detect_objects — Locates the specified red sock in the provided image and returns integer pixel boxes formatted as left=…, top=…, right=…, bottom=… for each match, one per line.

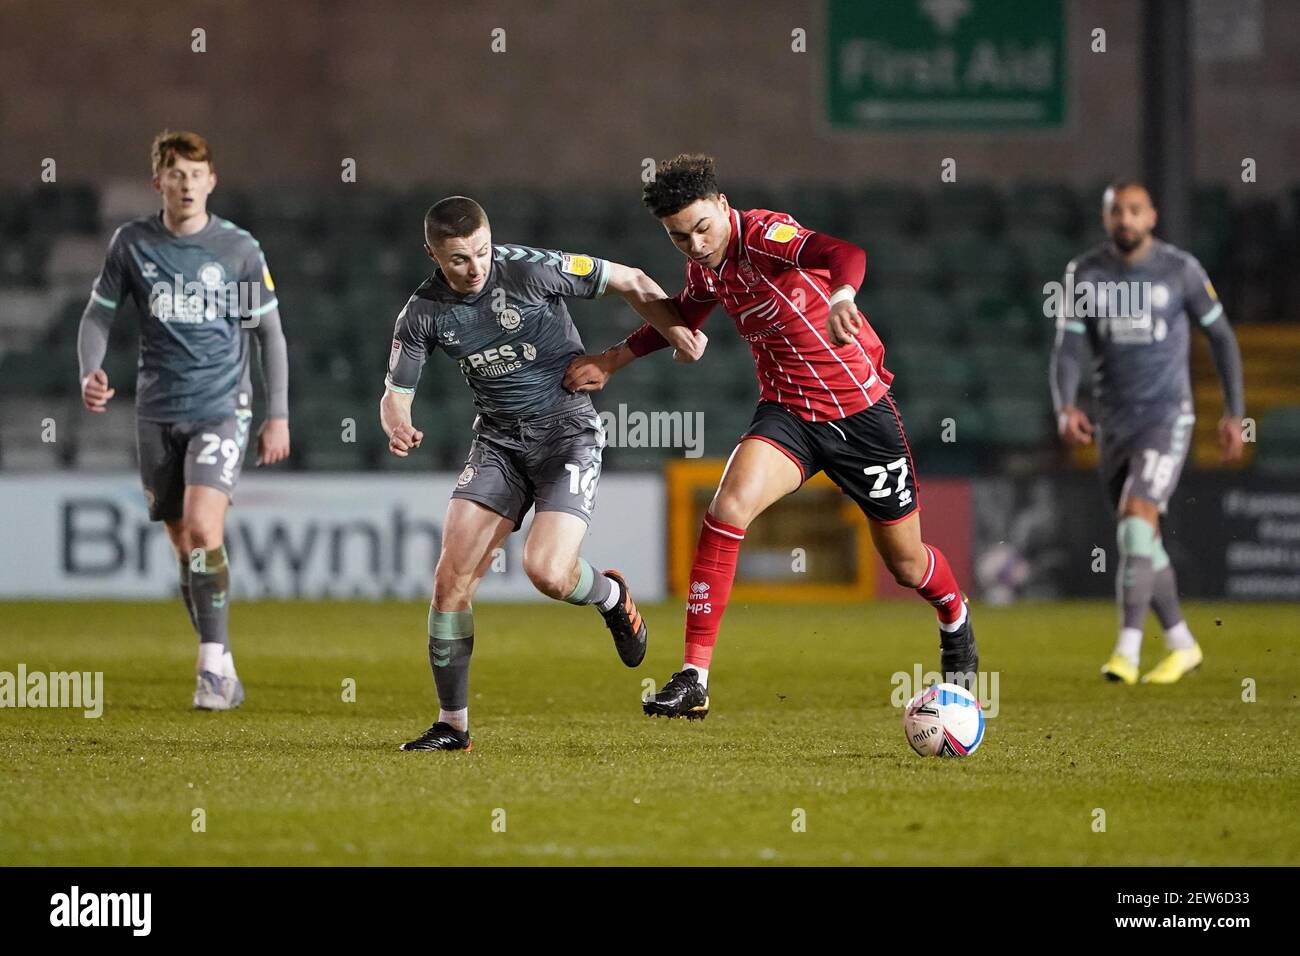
left=683, top=515, right=745, bottom=670
left=916, top=544, right=964, bottom=625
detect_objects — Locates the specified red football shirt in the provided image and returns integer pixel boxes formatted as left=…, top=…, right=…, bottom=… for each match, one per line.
left=628, top=207, right=892, bottom=422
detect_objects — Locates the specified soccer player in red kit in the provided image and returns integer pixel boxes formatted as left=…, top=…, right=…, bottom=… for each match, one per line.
left=565, top=154, right=978, bottom=718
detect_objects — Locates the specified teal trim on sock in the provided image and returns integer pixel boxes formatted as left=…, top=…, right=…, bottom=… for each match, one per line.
left=563, top=558, right=595, bottom=605
left=206, top=545, right=228, bottom=571
left=1152, top=537, right=1170, bottom=572
left=429, top=607, right=474, bottom=639
left=1117, top=516, right=1157, bottom=557
left=190, top=544, right=228, bottom=573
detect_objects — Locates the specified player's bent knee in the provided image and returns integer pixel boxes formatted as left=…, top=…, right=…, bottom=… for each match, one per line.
left=1120, top=497, right=1160, bottom=523
left=432, top=574, right=474, bottom=610
left=521, top=557, right=571, bottom=600
left=183, top=523, right=223, bottom=554
left=1117, top=514, right=1158, bottom=557
left=163, top=522, right=188, bottom=558
left=708, top=490, right=756, bottom=530
left=432, top=559, right=478, bottom=609
left=884, top=551, right=927, bottom=588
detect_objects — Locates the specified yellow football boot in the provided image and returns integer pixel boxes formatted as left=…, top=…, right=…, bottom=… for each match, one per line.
left=1101, top=654, right=1139, bottom=685
left=1141, top=643, right=1203, bottom=684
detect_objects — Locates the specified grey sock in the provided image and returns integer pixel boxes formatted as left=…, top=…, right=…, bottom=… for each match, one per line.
left=178, top=558, right=199, bottom=634
left=563, top=558, right=615, bottom=608
left=1149, top=540, right=1185, bottom=630
left=429, top=608, right=474, bottom=711
left=189, top=546, right=231, bottom=651
left=1117, top=517, right=1157, bottom=631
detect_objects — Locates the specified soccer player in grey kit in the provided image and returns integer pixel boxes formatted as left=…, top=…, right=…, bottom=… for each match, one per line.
left=1050, top=182, right=1245, bottom=685
left=381, top=196, right=703, bottom=751
left=78, top=130, right=290, bottom=710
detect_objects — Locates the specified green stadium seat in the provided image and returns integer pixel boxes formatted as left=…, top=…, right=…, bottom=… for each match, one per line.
left=0, top=241, right=24, bottom=284
left=862, top=235, right=940, bottom=288
left=10, top=177, right=1280, bottom=479
left=0, top=350, right=66, bottom=395
left=862, top=288, right=953, bottom=343
left=296, top=395, right=380, bottom=470
left=953, top=292, right=1039, bottom=348
left=949, top=287, right=1007, bottom=324
left=731, top=184, right=779, bottom=215
left=1, top=235, right=52, bottom=286
left=1255, top=406, right=1300, bottom=476
left=925, top=185, right=1005, bottom=235
left=845, top=186, right=925, bottom=237
left=886, top=342, right=975, bottom=398
left=1013, top=182, right=1082, bottom=236
left=210, top=189, right=256, bottom=231
left=479, top=186, right=546, bottom=235
left=785, top=184, right=849, bottom=235
left=318, top=188, right=398, bottom=238
left=29, top=183, right=99, bottom=235
left=982, top=396, right=1053, bottom=447
left=0, top=399, right=77, bottom=470
left=0, top=188, right=32, bottom=239
left=998, top=353, right=1051, bottom=402
left=933, top=229, right=1020, bottom=280
left=891, top=394, right=981, bottom=447
left=247, top=189, right=324, bottom=235
left=699, top=403, right=755, bottom=458
left=1191, top=185, right=1230, bottom=274
left=967, top=343, right=1024, bottom=379
left=531, top=192, right=618, bottom=249
left=1010, top=227, right=1080, bottom=283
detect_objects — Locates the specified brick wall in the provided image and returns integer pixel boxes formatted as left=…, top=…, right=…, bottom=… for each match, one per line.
left=1, top=0, right=1295, bottom=194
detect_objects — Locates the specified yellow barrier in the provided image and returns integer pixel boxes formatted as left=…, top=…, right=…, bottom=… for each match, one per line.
left=664, top=458, right=876, bottom=602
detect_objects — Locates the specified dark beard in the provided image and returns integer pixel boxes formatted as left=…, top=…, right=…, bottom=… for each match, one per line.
left=1111, top=231, right=1142, bottom=253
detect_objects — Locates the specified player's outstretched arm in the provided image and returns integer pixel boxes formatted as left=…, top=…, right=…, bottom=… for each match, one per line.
left=251, top=307, right=290, bottom=465
left=564, top=265, right=716, bottom=393
left=380, top=388, right=423, bottom=457
left=601, top=262, right=706, bottom=361
left=563, top=340, right=640, bottom=393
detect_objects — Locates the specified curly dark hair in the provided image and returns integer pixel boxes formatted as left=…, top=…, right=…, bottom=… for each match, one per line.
left=642, top=153, right=720, bottom=218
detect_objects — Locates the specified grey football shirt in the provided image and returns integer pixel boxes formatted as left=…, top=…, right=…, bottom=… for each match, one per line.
left=385, top=244, right=609, bottom=420
left=82, top=213, right=280, bottom=422
left=1053, top=239, right=1227, bottom=445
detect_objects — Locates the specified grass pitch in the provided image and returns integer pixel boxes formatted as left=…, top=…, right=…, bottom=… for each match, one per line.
left=1, top=599, right=1296, bottom=866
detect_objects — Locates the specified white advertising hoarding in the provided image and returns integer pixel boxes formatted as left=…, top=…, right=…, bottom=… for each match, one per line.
left=0, top=473, right=665, bottom=601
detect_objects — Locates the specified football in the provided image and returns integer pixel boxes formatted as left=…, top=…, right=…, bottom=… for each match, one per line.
left=903, top=682, right=985, bottom=758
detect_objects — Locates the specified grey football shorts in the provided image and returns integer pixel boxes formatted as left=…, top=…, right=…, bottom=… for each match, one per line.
left=1100, top=410, right=1195, bottom=514
left=451, top=407, right=605, bottom=530
left=136, top=410, right=253, bottom=522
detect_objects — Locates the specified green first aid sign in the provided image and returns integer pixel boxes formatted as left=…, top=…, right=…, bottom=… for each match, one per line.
left=827, top=0, right=1066, bottom=129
